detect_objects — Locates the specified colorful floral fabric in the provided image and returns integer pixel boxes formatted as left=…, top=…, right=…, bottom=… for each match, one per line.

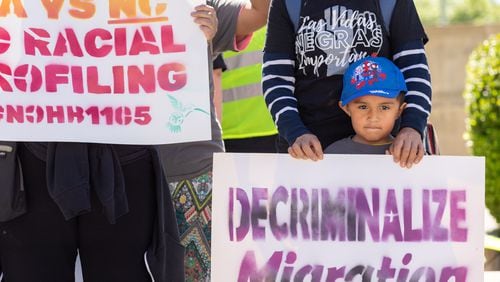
left=168, top=172, right=212, bottom=282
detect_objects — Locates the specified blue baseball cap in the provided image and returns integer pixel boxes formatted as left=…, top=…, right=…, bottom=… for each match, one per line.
left=340, top=56, right=407, bottom=106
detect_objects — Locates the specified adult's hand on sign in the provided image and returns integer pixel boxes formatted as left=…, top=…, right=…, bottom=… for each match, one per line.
left=288, top=133, right=324, bottom=161
left=388, top=127, right=424, bottom=169
left=191, top=4, right=218, bottom=41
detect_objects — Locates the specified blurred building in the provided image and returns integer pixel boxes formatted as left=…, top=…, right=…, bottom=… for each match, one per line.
left=425, top=23, right=500, bottom=155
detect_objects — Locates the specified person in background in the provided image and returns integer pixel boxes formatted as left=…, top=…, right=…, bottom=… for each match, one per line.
left=212, top=54, right=227, bottom=121
left=221, top=27, right=284, bottom=153
left=158, top=0, right=271, bottom=280
left=263, top=0, right=432, bottom=168
left=324, top=56, right=408, bottom=156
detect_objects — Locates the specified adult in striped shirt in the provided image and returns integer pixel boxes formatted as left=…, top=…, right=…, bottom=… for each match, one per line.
left=263, top=0, right=431, bottom=168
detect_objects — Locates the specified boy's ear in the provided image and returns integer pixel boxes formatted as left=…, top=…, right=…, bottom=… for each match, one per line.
left=398, top=102, right=407, bottom=117
left=339, top=101, right=350, bottom=116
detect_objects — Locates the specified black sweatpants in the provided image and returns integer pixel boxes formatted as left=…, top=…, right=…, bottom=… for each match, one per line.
left=0, top=145, right=156, bottom=282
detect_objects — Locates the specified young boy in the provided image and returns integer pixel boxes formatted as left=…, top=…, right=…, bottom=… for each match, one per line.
left=325, top=57, right=407, bottom=155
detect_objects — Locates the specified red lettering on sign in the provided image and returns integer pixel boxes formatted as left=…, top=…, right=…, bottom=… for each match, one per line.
left=0, top=27, right=11, bottom=54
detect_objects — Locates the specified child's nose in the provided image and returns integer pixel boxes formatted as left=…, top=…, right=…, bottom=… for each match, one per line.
left=367, top=109, right=378, bottom=120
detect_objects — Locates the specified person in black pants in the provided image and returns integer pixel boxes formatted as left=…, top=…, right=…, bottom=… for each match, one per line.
left=0, top=144, right=156, bottom=281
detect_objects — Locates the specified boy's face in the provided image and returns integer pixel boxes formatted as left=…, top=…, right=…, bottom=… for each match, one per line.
left=340, top=95, right=405, bottom=145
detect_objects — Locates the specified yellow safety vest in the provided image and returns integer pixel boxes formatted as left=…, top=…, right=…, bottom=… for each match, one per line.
left=222, top=28, right=277, bottom=140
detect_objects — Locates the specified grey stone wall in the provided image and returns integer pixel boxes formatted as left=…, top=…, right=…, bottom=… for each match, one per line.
left=425, top=24, right=500, bottom=155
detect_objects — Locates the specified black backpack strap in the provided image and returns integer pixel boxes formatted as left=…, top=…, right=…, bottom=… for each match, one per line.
left=378, top=0, right=396, bottom=35
left=284, top=0, right=302, bottom=32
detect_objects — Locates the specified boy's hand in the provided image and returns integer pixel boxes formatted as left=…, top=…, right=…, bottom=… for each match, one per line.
left=288, top=134, right=324, bottom=161
left=388, top=127, right=424, bottom=168
left=191, top=4, right=218, bottom=41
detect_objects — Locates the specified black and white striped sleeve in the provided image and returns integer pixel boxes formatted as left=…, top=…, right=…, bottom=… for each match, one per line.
left=392, top=40, right=432, bottom=136
left=262, top=52, right=309, bottom=144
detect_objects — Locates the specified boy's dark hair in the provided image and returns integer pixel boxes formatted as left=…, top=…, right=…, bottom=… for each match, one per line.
left=396, top=92, right=405, bottom=104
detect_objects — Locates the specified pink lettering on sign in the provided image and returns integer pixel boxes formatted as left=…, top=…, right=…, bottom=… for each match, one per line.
left=0, top=104, right=151, bottom=126
left=228, top=187, right=468, bottom=243
left=237, top=250, right=467, bottom=282
left=23, top=25, right=185, bottom=57
left=0, top=27, right=11, bottom=54
left=0, top=63, right=187, bottom=94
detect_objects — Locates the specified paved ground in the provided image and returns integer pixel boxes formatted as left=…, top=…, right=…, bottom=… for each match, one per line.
left=485, top=271, right=500, bottom=281
left=486, top=209, right=499, bottom=233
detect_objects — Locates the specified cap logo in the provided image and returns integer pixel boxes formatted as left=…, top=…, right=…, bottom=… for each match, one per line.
left=350, top=60, right=387, bottom=90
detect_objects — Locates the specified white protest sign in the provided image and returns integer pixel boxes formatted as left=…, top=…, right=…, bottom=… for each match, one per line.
left=212, top=154, right=485, bottom=282
left=0, top=0, right=210, bottom=144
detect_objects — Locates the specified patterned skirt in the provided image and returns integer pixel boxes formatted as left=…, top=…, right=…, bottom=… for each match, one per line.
left=168, top=171, right=212, bottom=282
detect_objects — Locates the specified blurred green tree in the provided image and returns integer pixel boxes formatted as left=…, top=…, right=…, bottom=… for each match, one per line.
left=414, top=0, right=500, bottom=26
left=414, top=0, right=440, bottom=26
left=464, top=34, right=500, bottom=223
left=449, top=0, right=500, bottom=24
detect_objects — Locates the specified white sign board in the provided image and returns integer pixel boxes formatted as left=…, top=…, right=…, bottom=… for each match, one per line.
left=212, top=154, right=485, bottom=282
left=0, top=0, right=210, bottom=144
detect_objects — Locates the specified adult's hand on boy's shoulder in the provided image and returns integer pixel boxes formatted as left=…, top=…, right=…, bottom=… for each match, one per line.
left=389, top=127, right=424, bottom=168
left=288, top=134, right=324, bottom=161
